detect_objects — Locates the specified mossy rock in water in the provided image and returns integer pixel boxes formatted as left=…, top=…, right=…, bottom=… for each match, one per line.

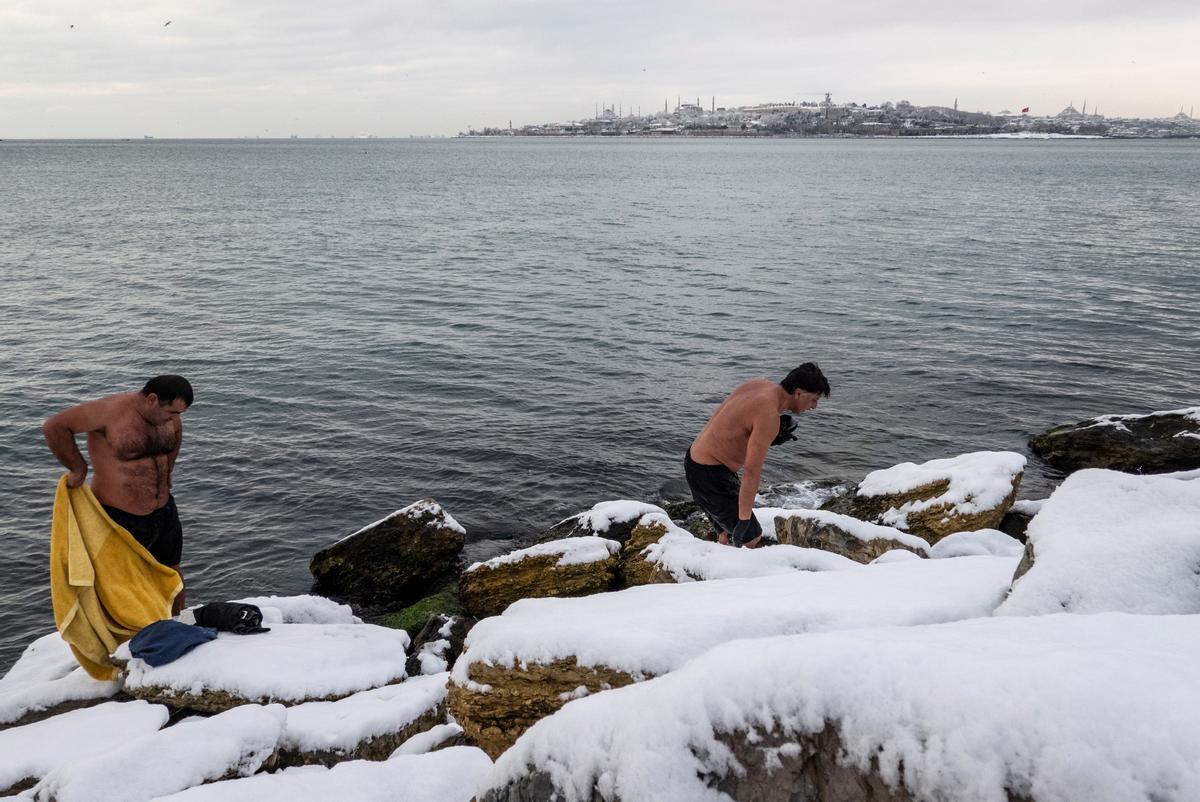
left=310, top=499, right=464, bottom=607
left=375, top=581, right=465, bottom=636
left=1030, top=408, right=1200, bottom=474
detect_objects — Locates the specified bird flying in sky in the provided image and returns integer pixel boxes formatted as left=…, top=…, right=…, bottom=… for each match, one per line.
left=164, top=20, right=172, bottom=27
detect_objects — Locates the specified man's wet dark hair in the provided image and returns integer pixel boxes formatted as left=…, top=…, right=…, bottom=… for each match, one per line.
left=780, top=363, right=831, bottom=397
left=141, top=375, right=194, bottom=407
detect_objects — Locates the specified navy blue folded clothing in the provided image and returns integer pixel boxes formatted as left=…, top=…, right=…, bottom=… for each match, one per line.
left=193, top=602, right=270, bottom=635
left=129, top=620, right=218, bottom=667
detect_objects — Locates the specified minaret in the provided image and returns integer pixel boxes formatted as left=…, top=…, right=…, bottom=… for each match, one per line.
left=711, top=96, right=715, bottom=113
left=1082, top=99, right=1087, bottom=115
left=954, top=97, right=958, bottom=111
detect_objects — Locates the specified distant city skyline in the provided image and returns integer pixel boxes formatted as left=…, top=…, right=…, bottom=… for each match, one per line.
left=1, top=0, right=1197, bottom=138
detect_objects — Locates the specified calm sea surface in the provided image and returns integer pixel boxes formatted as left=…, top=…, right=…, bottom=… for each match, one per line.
left=2, top=137, right=1198, bottom=670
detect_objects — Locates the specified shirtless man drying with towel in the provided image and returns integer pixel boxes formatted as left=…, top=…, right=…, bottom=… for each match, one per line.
left=43, top=375, right=194, bottom=614
left=686, top=363, right=830, bottom=548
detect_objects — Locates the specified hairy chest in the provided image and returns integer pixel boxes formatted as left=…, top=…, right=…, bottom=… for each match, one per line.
left=103, top=418, right=180, bottom=462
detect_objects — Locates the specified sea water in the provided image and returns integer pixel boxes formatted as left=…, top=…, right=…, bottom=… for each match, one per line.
left=1, top=137, right=1197, bottom=669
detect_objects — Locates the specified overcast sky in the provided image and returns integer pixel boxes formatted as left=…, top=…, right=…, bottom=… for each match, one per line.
left=2, top=0, right=1197, bottom=137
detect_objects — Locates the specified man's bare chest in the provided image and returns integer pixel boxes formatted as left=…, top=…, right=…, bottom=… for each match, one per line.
left=103, top=418, right=179, bottom=462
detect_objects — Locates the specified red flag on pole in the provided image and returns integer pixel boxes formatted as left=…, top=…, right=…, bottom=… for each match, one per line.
left=1021, top=107, right=1030, bottom=113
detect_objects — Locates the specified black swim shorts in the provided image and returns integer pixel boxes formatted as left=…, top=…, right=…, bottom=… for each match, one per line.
left=683, top=448, right=762, bottom=543
left=102, top=495, right=184, bottom=567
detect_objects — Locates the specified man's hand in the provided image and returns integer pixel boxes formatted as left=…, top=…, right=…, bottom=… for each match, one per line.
left=66, top=466, right=88, bottom=488
left=771, top=414, right=798, bottom=446
left=731, top=517, right=762, bottom=547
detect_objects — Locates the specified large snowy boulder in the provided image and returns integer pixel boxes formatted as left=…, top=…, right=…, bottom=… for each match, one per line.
left=310, top=499, right=465, bottom=606
left=849, top=451, right=1025, bottom=543
left=477, top=614, right=1200, bottom=802
left=459, top=537, right=621, bottom=618
left=541, top=500, right=667, bottom=546
left=276, top=673, right=449, bottom=768
left=0, top=701, right=167, bottom=796
left=0, top=632, right=121, bottom=729
left=448, top=555, right=1017, bottom=757
left=121, top=624, right=410, bottom=713
left=1030, top=406, right=1200, bottom=473
left=32, top=703, right=285, bottom=802
left=152, top=746, right=493, bottom=802
left=774, top=509, right=931, bottom=563
left=622, top=513, right=857, bottom=586
left=997, top=469, right=1200, bottom=616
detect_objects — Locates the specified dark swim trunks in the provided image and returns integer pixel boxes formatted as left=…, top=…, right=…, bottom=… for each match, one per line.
left=683, top=448, right=763, bottom=544
left=101, top=495, right=183, bottom=567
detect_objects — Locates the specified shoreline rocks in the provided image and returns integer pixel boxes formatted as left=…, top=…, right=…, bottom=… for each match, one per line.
left=850, top=451, right=1024, bottom=543
left=1030, top=407, right=1200, bottom=474
left=459, top=537, right=620, bottom=618
left=310, top=499, right=465, bottom=607
left=775, top=510, right=931, bottom=563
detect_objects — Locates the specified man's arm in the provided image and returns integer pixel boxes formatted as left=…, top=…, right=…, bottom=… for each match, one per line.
left=737, top=409, right=777, bottom=520
left=42, top=398, right=110, bottom=488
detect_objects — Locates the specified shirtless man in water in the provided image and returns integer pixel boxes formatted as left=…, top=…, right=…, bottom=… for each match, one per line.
left=43, top=375, right=194, bottom=614
left=686, top=363, right=830, bottom=548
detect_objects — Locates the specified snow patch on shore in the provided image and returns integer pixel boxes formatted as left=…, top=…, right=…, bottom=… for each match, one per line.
left=452, top=555, right=1016, bottom=682
left=0, top=633, right=120, bottom=726
left=120, top=624, right=410, bottom=703
left=997, top=469, right=1200, bottom=616
left=281, top=673, right=448, bottom=755
left=154, top=747, right=492, bottom=802
left=856, top=451, right=1025, bottom=529
left=483, top=614, right=1200, bottom=802
left=467, top=536, right=620, bottom=573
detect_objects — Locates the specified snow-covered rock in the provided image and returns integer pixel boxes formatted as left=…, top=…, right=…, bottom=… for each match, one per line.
left=870, top=549, right=923, bottom=565
left=0, top=701, right=167, bottom=796
left=32, top=703, right=285, bottom=802
left=121, top=624, right=410, bottom=712
left=460, top=537, right=621, bottom=618
left=309, top=499, right=465, bottom=606
left=0, top=633, right=121, bottom=729
left=997, top=469, right=1200, bottom=616
left=478, top=614, right=1200, bottom=802
left=773, top=509, right=931, bottom=562
left=391, top=723, right=465, bottom=756
left=850, top=451, right=1025, bottom=542
left=929, top=529, right=1024, bottom=559
left=232, top=595, right=362, bottom=625
left=152, top=747, right=492, bottom=802
left=622, top=514, right=857, bottom=586
left=1030, top=406, right=1200, bottom=473
left=542, top=500, right=667, bottom=545
left=448, top=554, right=1017, bottom=757
left=277, top=673, right=449, bottom=767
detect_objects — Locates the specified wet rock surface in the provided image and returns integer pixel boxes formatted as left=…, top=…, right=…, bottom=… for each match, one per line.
left=1030, top=408, right=1200, bottom=474
left=617, top=520, right=678, bottom=587
left=310, top=499, right=464, bottom=606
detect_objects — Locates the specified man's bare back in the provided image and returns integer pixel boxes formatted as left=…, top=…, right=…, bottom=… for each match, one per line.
left=690, top=380, right=795, bottom=472
left=686, top=364, right=830, bottom=547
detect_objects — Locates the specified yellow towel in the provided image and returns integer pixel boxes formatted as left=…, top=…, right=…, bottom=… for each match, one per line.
left=49, top=476, right=183, bottom=680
